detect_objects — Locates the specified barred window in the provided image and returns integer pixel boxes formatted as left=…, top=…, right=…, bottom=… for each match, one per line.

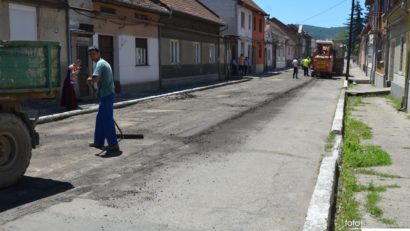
left=399, top=36, right=404, bottom=72
left=209, top=44, right=216, bottom=64
left=135, top=38, right=147, bottom=66
left=194, top=42, right=201, bottom=64
left=170, top=40, right=180, bottom=64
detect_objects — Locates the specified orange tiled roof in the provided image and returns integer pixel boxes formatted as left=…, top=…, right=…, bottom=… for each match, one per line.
left=240, top=0, right=268, bottom=15
left=160, top=0, right=225, bottom=25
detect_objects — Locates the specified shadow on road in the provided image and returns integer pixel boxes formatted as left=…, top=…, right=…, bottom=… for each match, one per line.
left=95, top=150, right=123, bottom=158
left=0, top=176, right=73, bottom=212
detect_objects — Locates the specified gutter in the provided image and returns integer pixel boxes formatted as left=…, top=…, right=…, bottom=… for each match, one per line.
left=68, top=6, right=164, bottom=27
left=92, top=0, right=169, bottom=15
left=66, top=5, right=71, bottom=64
left=163, top=24, right=221, bottom=38
left=158, top=24, right=162, bottom=89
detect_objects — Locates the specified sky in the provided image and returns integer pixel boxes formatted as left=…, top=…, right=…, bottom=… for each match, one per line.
left=253, top=0, right=366, bottom=28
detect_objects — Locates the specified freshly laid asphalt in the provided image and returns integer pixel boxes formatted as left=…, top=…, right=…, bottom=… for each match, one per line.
left=10, top=65, right=410, bottom=230
left=2, top=69, right=343, bottom=230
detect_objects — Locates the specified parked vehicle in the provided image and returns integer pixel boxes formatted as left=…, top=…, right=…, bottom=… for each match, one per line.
left=311, top=40, right=345, bottom=78
left=0, top=41, right=60, bottom=188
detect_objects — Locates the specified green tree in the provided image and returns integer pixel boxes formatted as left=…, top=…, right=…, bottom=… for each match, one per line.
left=352, top=1, right=365, bottom=43
left=344, top=0, right=367, bottom=51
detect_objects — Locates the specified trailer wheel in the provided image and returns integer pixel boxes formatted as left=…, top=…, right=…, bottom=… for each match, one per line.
left=0, top=113, right=32, bottom=188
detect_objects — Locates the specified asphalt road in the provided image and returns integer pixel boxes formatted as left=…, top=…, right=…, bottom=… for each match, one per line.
left=0, top=71, right=343, bottom=231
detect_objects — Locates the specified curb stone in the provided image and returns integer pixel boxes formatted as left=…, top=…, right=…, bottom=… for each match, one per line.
left=331, top=91, right=346, bottom=134
left=303, top=81, right=346, bottom=231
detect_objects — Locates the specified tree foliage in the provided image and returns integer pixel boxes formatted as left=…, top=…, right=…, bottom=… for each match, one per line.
left=352, top=2, right=365, bottom=42
left=344, top=0, right=368, bottom=53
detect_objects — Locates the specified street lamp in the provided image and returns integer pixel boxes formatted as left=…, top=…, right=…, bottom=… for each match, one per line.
left=346, top=0, right=355, bottom=81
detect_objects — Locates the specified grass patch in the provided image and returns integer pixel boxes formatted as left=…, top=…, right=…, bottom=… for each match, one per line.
left=335, top=96, right=394, bottom=230
left=344, top=145, right=391, bottom=168
left=345, top=118, right=372, bottom=140
left=335, top=167, right=362, bottom=231
left=325, top=132, right=336, bottom=152
left=355, top=168, right=402, bottom=179
left=381, top=218, right=398, bottom=226
left=365, top=191, right=382, bottom=216
left=358, top=182, right=401, bottom=192
left=364, top=186, right=399, bottom=226
left=346, top=97, right=365, bottom=113
left=384, top=95, right=401, bottom=110
left=348, top=82, right=354, bottom=89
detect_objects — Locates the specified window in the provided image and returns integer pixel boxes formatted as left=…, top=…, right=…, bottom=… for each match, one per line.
left=389, top=40, right=395, bottom=80
left=9, top=3, right=37, bottom=40
left=399, top=36, right=405, bottom=72
left=240, top=42, right=245, bottom=56
left=209, top=44, right=216, bottom=64
left=259, top=44, right=262, bottom=58
left=135, top=38, right=147, bottom=66
left=376, top=40, right=385, bottom=71
left=259, top=19, right=263, bottom=32
left=170, top=40, right=180, bottom=64
left=248, top=15, right=251, bottom=30
left=253, top=16, right=256, bottom=31
left=193, top=42, right=201, bottom=64
left=241, top=12, right=245, bottom=28
left=248, top=45, right=252, bottom=59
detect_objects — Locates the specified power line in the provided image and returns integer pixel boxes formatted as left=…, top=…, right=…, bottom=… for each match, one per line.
left=296, top=0, right=348, bottom=24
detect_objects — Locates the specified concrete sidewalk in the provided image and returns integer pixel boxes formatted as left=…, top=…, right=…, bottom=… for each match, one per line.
left=348, top=63, right=371, bottom=84
left=346, top=63, right=391, bottom=96
left=348, top=65, right=410, bottom=229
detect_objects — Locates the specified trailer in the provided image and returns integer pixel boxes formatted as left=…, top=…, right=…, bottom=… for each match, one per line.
left=0, top=41, right=60, bottom=188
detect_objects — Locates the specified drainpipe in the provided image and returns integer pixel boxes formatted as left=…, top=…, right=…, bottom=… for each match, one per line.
left=66, top=2, right=71, bottom=64
left=220, top=25, right=229, bottom=80
left=401, top=8, right=410, bottom=111
left=158, top=23, right=162, bottom=90
left=384, top=26, right=390, bottom=87
left=64, top=1, right=72, bottom=101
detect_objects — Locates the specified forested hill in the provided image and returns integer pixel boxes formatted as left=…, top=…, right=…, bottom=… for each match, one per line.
left=303, top=25, right=347, bottom=41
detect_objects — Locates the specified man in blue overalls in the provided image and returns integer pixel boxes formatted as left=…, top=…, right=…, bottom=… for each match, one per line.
left=87, top=46, right=119, bottom=152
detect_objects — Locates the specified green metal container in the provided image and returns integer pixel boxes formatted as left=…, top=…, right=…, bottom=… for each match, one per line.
left=0, top=41, right=61, bottom=101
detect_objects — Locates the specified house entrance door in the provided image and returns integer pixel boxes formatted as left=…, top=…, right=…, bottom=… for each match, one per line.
left=77, top=45, right=91, bottom=97
left=98, top=35, right=117, bottom=92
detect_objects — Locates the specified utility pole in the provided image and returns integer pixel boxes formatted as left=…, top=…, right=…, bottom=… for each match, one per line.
left=346, top=0, right=355, bottom=81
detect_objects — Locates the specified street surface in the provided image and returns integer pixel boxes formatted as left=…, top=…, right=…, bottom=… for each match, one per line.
left=0, top=71, right=343, bottom=230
